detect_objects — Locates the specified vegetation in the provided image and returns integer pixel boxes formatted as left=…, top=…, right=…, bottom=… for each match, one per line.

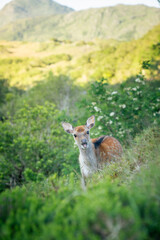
left=0, top=102, right=79, bottom=192
left=0, top=126, right=160, bottom=240
left=0, top=70, right=159, bottom=193
left=0, top=24, right=159, bottom=87
left=81, top=75, right=160, bottom=143
left=0, top=5, right=159, bottom=41
left=0, top=6, right=160, bottom=238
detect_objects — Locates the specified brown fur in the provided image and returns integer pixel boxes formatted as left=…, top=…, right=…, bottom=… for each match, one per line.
left=92, top=136, right=122, bottom=167
left=75, top=126, right=86, bottom=133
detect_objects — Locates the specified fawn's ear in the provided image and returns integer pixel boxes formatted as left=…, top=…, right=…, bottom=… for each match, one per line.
left=86, top=115, right=95, bottom=129
left=62, top=122, right=74, bottom=134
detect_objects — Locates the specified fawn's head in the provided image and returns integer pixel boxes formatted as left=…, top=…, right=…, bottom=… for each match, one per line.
left=62, top=116, right=95, bottom=150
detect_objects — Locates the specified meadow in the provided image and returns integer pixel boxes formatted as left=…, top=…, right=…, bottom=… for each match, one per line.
left=0, top=23, right=160, bottom=240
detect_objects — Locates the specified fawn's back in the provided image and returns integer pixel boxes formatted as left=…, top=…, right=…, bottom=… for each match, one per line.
left=91, top=135, right=122, bottom=168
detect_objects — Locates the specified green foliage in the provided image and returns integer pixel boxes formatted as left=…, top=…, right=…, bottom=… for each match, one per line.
left=0, top=127, right=160, bottom=240
left=81, top=75, right=160, bottom=143
left=0, top=54, right=73, bottom=88
left=73, top=25, right=160, bottom=83
left=0, top=56, right=40, bottom=87
left=0, top=79, right=9, bottom=106
left=42, top=54, right=72, bottom=65
left=0, top=103, right=79, bottom=192
left=0, top=24, right=159, bottom=88
left=3, top=73, right=82, bottom=117
left=0, top=78, right=24, bottom=120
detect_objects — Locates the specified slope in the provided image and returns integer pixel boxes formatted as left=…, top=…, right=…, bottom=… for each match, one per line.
left=0, top=0, right=74, bottom=27
left=0, top=24, right=159, bottom=88
left=0, top=5, right=159, bottom=42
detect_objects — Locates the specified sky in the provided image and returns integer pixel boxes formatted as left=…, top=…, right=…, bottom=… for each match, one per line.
left=0, top=0, right=160, bottom=10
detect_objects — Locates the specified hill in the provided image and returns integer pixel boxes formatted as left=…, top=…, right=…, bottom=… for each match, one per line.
left=0, top=24, right=159, bottom=88
left=0, top=5, right=159, bottom=42
left=0, top=0, right=74, bottom=27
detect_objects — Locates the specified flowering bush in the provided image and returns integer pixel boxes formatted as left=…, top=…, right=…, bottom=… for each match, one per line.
left=84, top=75, right=160, bottom=142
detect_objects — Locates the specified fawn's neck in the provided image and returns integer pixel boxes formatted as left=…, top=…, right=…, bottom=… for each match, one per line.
left=79, top=141, right=98, bottom=177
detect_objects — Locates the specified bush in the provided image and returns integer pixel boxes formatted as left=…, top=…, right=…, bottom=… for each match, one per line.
left=42, top=54, right=72, bottom=65
left=80, top=75, right=160, bottom=143
left=0, top=103, right=79, bottom=192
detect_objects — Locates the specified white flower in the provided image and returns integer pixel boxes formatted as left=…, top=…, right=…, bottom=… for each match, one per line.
left=92, top=102, right=96, bottom=105
left=110, top=112, right=115, bottom=116
left=115, top=117, right=119, bottom=120
left=119, top=104, right=126, bottom=109
left=109, top=120, right=113, bottom=124
left=97, top=116, right=103, bottom=121
left=132, top=88, right=137, bottom=91
left=111, top=91, right=117, bottom=95
left=98, top=126, right=102, bottom=130
left=94, top=106, right=100, bottom=112
left=135, top=78, right=141, bottom=83
left=107, top=97, right=113, bottom=101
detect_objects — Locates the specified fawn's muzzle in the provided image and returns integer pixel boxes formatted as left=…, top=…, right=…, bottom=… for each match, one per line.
left=81, top=139, right=88, bottom=149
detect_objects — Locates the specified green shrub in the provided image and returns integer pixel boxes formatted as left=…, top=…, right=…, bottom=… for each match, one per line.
left=0, top=103, right=79, bottom=192
left=42, top=54, right=72, bottom=65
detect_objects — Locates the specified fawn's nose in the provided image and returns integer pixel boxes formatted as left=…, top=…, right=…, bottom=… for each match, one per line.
left=81, top=139, right=87, bottom=145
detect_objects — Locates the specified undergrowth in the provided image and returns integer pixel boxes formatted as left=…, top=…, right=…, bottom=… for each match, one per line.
left=0, top=126, right=159, bottom=240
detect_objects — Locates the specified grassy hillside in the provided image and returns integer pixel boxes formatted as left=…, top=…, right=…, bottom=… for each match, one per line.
left=0, top=3, right=160, bottom=239
left=0, top=24, right=159, bottom=88
left=0, top=5, right=159, bottom=42
left=0, top=24, right=159, bottom=240
left=0, top=0, right=73, bottom=27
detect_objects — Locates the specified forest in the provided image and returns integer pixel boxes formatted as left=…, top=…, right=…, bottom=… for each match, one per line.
left=0, top=1, right=160, bottom=239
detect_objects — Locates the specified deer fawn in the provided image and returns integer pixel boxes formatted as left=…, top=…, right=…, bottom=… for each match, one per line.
left=62, top=115, right=122, bottom=189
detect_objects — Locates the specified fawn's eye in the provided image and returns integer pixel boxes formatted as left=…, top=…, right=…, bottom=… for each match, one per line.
left=74, top=134, right=77, bottom=138
left=87, top=131, right=89, bottom=134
